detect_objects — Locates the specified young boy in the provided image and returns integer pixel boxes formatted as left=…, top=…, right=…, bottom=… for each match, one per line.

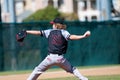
left=26, top=18, right=90, bottom=80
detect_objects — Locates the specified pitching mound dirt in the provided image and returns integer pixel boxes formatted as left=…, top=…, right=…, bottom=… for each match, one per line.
left=0, top=66, right=120, bottom=80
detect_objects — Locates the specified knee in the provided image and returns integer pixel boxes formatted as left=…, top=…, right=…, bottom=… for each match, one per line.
left=34, top=67, right=43, bottom=74
left=67, top=66, right=76, bottom=73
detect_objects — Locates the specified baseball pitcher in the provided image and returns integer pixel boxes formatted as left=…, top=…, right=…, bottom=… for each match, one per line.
left=16, top=18, right=90, bottom=80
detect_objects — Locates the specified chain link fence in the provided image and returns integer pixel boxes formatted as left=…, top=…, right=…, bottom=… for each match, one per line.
left=0, top=20, right=120, bottom=71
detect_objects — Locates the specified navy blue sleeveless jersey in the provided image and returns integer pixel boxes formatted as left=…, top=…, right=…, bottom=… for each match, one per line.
left=41, top=29, right=70, bottom=55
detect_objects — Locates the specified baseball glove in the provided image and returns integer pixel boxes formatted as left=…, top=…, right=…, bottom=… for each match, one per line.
left=16, top=30, right=27, bottom=42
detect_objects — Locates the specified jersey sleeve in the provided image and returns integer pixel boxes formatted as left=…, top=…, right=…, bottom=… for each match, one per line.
left=41, top=29, right=51, bottom=38
left=61, top=30, right=71, bottom=40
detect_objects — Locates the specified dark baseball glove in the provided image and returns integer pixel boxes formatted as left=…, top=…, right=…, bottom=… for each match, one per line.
left=16, top=30, right=27, bottom=42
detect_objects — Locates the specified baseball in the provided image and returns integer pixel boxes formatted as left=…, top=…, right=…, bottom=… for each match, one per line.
left=85, top=30, right=91, bottom=36
left=87, top=31, right=91, bottom=34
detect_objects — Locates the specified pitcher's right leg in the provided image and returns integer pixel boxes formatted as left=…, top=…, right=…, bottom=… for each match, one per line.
left=58, top=58, right=88, bottom=80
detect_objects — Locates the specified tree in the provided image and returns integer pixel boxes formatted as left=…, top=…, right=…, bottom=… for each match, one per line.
left=23, top=6, right=60, bottom=22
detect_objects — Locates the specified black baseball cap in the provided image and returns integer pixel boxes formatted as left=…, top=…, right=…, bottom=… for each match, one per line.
left=50, top=18, right=64, bottom=24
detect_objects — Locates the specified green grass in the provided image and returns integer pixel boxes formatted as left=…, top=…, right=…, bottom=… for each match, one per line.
left=0, top=70, right=31, bottom=75
left=0, top=64, right=120, bottom=80
left=0, top=64, right=119, bottom=75
left=41, top=75, right=120, bottom=80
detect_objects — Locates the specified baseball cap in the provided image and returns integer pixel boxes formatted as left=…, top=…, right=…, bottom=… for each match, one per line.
left=50, top=18, right=64, bottom=24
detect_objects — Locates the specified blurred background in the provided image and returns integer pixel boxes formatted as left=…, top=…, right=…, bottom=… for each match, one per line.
left=1, top=0, right=120, bottom=22
left=0, top=0, right=120, bottom=71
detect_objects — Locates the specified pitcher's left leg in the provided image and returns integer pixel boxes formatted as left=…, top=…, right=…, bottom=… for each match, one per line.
left=27, top=55, right=53, bottom=80
left=27, top=67, right=41, bottom=80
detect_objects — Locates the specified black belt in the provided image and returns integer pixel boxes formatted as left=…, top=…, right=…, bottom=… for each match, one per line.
left=49, top=53, right=63, bottom=56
